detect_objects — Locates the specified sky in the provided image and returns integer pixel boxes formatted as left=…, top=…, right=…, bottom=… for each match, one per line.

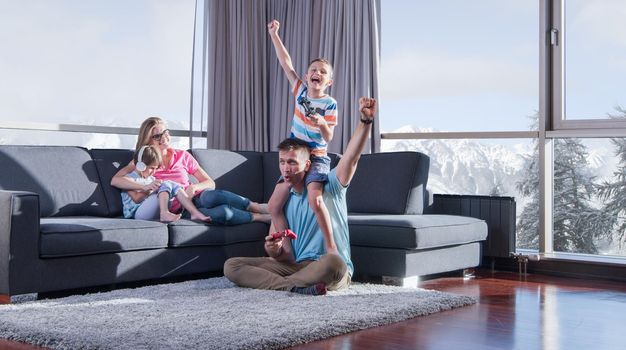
left=380, top=0, right=538, bottom=132
left=565, top=0, right=626, bottom=119
left=380, top=0, right=626, bottom=132
left=0, top=0, right=624, bottom=138
left=0, top=0, right=195, bottom=130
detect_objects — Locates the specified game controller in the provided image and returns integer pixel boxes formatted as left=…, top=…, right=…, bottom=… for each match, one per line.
left=283, top=229, right=297, bottom=239
left=297, top=96, right=315, bottom=118
left=270, top=229, right=298, bottom=240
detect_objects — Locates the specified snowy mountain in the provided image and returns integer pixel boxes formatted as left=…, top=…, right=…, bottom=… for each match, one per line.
left=380, top=125, right=619, bottom=218
left=381, top=126, right=531, bottom=200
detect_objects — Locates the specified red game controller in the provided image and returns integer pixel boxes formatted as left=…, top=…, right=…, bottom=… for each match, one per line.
left=270, top=229, right=298, bottom=240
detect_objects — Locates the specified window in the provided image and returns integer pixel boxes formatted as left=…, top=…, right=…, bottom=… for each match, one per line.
left=0, top=0, right=195, bottom=142
left=552, top=0, right=626, bottom=129
left=380, top=0, right=538, bottom=132
left=551, top=138, right=626, bottom=257
left=564, top=0, right=626, bottom=120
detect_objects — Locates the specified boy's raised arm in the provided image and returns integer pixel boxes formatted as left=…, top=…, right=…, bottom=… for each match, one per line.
left=267, top=20, right=299, bottom=88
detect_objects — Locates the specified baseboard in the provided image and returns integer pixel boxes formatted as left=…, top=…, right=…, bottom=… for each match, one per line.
left=483, top=256, right=626, bottom=282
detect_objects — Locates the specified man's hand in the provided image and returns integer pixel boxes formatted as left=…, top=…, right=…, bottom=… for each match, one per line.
left=265, top=233, right=284, bottom=258
left=359, top=97, right=377, bottom=121
left=267, top=20, right=280, bottom=36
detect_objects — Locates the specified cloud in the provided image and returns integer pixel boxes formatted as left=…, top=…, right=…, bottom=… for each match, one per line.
left=381, top=49, right=537, bottom=99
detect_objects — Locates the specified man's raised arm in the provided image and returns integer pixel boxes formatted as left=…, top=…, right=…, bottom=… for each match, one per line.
left=335, top=97, right=377, bottom=186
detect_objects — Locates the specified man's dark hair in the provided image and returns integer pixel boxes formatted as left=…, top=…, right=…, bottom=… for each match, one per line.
left=277, top=138, right=310, bottom=152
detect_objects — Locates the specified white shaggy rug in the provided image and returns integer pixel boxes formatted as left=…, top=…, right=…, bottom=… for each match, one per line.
left=0, top=277, right=475, bottom=350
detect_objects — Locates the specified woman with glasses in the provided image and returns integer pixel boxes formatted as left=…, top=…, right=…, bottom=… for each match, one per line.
left=111, top=117, right=270, bottom=225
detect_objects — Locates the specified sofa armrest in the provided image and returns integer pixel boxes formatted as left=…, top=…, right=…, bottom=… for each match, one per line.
left=425, top=193, right=516, bottom=258
left=0, top=190, right=41, bottom=295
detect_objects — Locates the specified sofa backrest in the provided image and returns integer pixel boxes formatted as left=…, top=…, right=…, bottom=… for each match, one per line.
left=0, top=145, right=428, bottom=218
left=0, top=145, right=110, bottom=217
left=190, top=149, right=266, bottom=204
left=261, top=152, right=281, bottom=203
left=192, top=150, right=341, bottom=204
left=89, top=148, right=134, bottom=217
left=347, top=151, right=430, bottom=215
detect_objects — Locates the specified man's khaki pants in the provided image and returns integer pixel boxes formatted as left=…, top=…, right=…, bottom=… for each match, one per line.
left=224, top=253, right=350, bottom=291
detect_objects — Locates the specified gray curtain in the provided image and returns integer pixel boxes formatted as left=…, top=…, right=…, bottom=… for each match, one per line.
left=190, top=0, right=380, bottom=153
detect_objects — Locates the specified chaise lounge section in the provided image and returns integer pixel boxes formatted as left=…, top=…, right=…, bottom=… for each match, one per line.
left=346, top=152, right=488, bottom=281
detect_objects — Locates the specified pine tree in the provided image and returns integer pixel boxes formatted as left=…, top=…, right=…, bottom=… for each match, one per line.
left=516, top=114, right=613, bottom=253
left=553, top=138, right=614, bottom=253
left=515, top=115, right=540, bottom=249
left=596, top=107, right=626, bottom=250
left=489, top=178, right=504, bottom=197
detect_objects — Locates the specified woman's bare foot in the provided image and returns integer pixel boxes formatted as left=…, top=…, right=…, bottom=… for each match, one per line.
left=248, top=202, right=269, bottom=214
left=160, top=211, right=181, bottom=223
left=190, top=213, right=212, bottom=223
left=252, top=213, right=272, bottom=224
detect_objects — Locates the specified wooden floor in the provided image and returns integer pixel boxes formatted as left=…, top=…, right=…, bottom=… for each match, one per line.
left=292, top=270, right=626, bottom=350
left=2, top=270, right=626, bottom=350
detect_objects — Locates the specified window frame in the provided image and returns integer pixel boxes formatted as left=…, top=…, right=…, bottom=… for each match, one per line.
left=551, top=0, right=626, bottom=131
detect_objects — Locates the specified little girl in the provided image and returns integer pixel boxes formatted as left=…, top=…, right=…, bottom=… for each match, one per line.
left=121, top=145, right=211, bottom=223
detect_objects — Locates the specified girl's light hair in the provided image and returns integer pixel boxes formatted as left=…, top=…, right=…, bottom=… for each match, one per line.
left=136, top=117, right=165, bottom=151
left=135, top=145, right=163, bottom=168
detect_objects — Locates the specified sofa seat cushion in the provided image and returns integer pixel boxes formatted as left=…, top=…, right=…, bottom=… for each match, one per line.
left=40, top=217, right=168, bottom=258
left=348, top=214, right=487, bottom=250
left=167, top=221, right=268, bottom=247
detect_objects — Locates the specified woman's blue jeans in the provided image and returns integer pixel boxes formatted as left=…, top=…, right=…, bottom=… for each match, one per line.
left=187, top=189, right=253, bottom=225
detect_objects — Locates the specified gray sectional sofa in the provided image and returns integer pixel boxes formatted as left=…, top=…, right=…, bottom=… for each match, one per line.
left=0, top=145, right=487, bottom=301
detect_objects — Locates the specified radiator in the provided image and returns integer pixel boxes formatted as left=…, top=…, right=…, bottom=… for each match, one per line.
left=427, top=194, right=516, bottom=258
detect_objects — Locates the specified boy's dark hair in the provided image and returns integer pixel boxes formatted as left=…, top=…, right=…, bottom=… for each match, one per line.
left=277, top=138, right=311, bottom=153
left=134, top=145, right=162, bottom=168
left=309, top=58, right=333, bottom=77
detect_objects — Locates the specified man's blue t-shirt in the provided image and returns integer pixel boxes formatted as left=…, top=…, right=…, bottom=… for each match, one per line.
left=284, top=168, right=354, bottom=276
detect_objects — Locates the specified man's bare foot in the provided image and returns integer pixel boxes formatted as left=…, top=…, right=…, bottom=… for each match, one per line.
left=252, top=213, right=272, bottom=224
left=190, top=213, right=212, bottom=223
left=160, top=211, right=181, bottom=223
left=248, top=202, right=269, bottom=214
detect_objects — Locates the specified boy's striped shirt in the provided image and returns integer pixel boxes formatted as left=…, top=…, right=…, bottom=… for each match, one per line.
left=290, top=79, right=338, bottom=156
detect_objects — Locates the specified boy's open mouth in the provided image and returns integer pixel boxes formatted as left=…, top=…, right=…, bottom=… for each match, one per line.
left=311, top=76, right=321, bottom=83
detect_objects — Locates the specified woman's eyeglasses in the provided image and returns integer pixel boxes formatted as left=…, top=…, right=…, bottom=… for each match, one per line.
left=151, top=129, right=170, bottom=141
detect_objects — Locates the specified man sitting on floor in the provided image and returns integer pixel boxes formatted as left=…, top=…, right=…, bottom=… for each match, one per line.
left=224, top=97, right=377, bottom=295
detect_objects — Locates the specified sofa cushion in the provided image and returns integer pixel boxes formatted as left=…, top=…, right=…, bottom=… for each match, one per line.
left=262, top=152, right=282, bottom=203
left=167, top=220, right=268, bottom=247
left=348, top=214, right=487, bottom=250
left=0, top=146, right=110, bottom=217
left=40, top=217, right=168, bottom=257
left=89, top=149, right=134, bottom=217
left=191, top=150, right=265, bottom=204
left=347, top=152, right=429, bottom=215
